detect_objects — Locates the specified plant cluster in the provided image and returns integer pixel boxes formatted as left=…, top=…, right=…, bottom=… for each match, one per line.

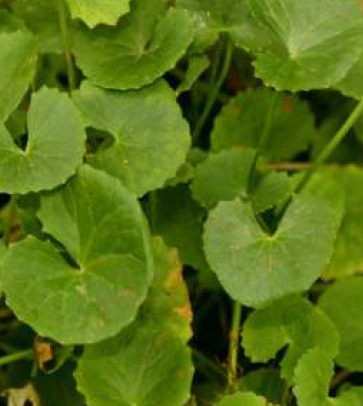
left=1, top=0, right=363, bottom=405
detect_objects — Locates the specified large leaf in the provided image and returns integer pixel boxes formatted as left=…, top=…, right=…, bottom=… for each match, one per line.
left=0, top=30, right=37, bottom=121
left=73, top=0, right=193, bottom=90
left=204, top=192, right=341, bottom=307
left=319, top=277, right=363, bottom=371
left=3, top=165, right=153, bottom=344
left=211, top=89, right=315, bottom=161
left=191, top=148, right=256, bottom=209
left=0, top=87, right=86, bottom=194
left=323, top=166, right=363, bottom=280
left=242, top=296, right=339, bottom=382
left=233, top=0, right=363, bottom=91
left=214, top=392, right=266, bottom=406
left=73, top=80, right=190, bottom=196
left=75, top=240, right=193, bottom=406
left=12, top=0, right=62, bottom=53
left=65, top=0, right=132, bottom=28
left=293, top=348, right=363, bottom=406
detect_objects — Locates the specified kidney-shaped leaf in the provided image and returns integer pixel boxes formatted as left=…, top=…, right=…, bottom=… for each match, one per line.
left=73, top=0, right=193, bottom=90
left=242, top=296, right=339, bottom=383
left=233, top=0, right=363, bottom=91
left=204, top=193, right=341, bottom=307
left=319, top=277, right=363, bottom=372
left=0, top=30, right=37, bottom=121
left=65, top=0, right=132, bottom=28
left=73, top=80, right=190, bottom=196
left=2, top=165, right=153, bottom=344
left=75, top=315, right=193, bottom=406
left=0, top=87, right=86, bottom=194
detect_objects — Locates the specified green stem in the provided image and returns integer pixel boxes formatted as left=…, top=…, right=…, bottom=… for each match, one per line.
left=0, top=349, right=33, bottom=367
left=55, top=0, right=75, bottom=90
left=259, top=92, right=278, bottom=152
left=295, top=98, right=363, bottom=193
left=192, top=349, right=226, bottom=381
left=227, top=302, right=242, bottom=389
left=193, top=39, right=233, bottom=141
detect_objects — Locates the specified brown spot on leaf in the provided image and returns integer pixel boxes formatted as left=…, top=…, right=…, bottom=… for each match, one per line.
left=174, top=305, right=193, bottom=321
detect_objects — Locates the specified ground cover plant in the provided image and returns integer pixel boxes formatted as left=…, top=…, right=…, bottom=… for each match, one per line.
left=2, top=0, right=363, bottom=405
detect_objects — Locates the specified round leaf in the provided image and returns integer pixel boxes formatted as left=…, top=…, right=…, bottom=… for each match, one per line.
left=233, top=0, right=363, bottom=91
left=204, top=193, right=341, bottom=307
left=3, top=165, right=153, bottom=344
left=0, top=87, right=86, bottom=194
left=73, top=80, right=190, bottom=196
left=75, top=317, right=193, bottom=406
left=319, top=277, right=363, bottom=371
left=65, top=0, right=132, bottom=28
left=73, top=0, right=194, bottom=90
left=242, top=296, right=339, bottom=382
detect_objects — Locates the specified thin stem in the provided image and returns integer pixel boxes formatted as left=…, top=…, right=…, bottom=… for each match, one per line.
left=330, top=370, right=351, bottom=390
left=193, top=39, right=233, bottom=141
left=55, top=0, right=75, bottom=90
left=227, top=302, right=242, bottom=389
left=266, top=162, right=312, bottom=171
left=192, top=349, right=226, bottom=381
left=0, top=349, right=33, bottom=367
left=259, top=93, right=278, bottom=152
left=295, top=98, right=363, bottom=193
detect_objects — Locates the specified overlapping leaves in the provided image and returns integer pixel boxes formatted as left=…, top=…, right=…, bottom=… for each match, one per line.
left=2, top=165, right=153, bottom=344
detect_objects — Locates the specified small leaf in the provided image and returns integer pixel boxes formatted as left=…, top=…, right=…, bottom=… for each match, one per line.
left=65, top=0, right=132, bottom=28
left=3, top=165, right=153, bottom=344
left=204, top=192, right=341, bottom=307
left=233, top=0, right=363, bottom=91
left=242, top=296, right=339, bottom=382
left=0, top=87, right=86, bottom=194
left=0, top=30, right=37, bottom=121
left=191, top=148, right=256, bottom=209
left=73, top=80, right=190, bottom=196
left=211, top=89, right=315, bottom=161
left=214, top=392, right=266, bottom=406
left=319, top=276, right=363, bottom=371
left=73, top=0, right=194, bottom=90
left=176, top=55, right=210, bottom=96
left=239, top=368, right=285, bottom=404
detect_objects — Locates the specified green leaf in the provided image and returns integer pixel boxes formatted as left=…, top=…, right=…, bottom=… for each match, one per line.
left=239, top=368, right=285, bottom=405
left=3, top=165, right=153, bottom=344
left=0, top=240, right=7, bottom=294
left=319, top=277, right=363, bottom=371
left=176, top=55, right=210, bottom=96
left=242, top=296, right=339, bottom=382
left=146, top=237, right=193, bottom=342
left=0, top=8, right=26, bottom=33
left=336, top=54, right=363, bottom=99
left=323, top=166, right=363, bottom=280
left=211, top=89, right=315, bottom=161
left=0, top=30, right=37, bottom=121
left=176, top=0, right=246, bottom=51
left=73, top=0, right=194, bottom=90
left=233, top=0, right=363, bottom=91
left=214, top=392, right=266, bottom=406
left=65, top=0, right=132, bottom=28
left=204, top=192, right=341, bottom=307
left=12, top=0, right=62, bottom=53
left=191, top=148, right=256, bottom=209
left=148, top=185, right=217, bottom=288
left=292, top=348, right=334, bottom=406
left=252, top=171, right=292, bottom=214
left=73, top=80, right=190, bottom=196
left=0, top=87, right=86, bottom=194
